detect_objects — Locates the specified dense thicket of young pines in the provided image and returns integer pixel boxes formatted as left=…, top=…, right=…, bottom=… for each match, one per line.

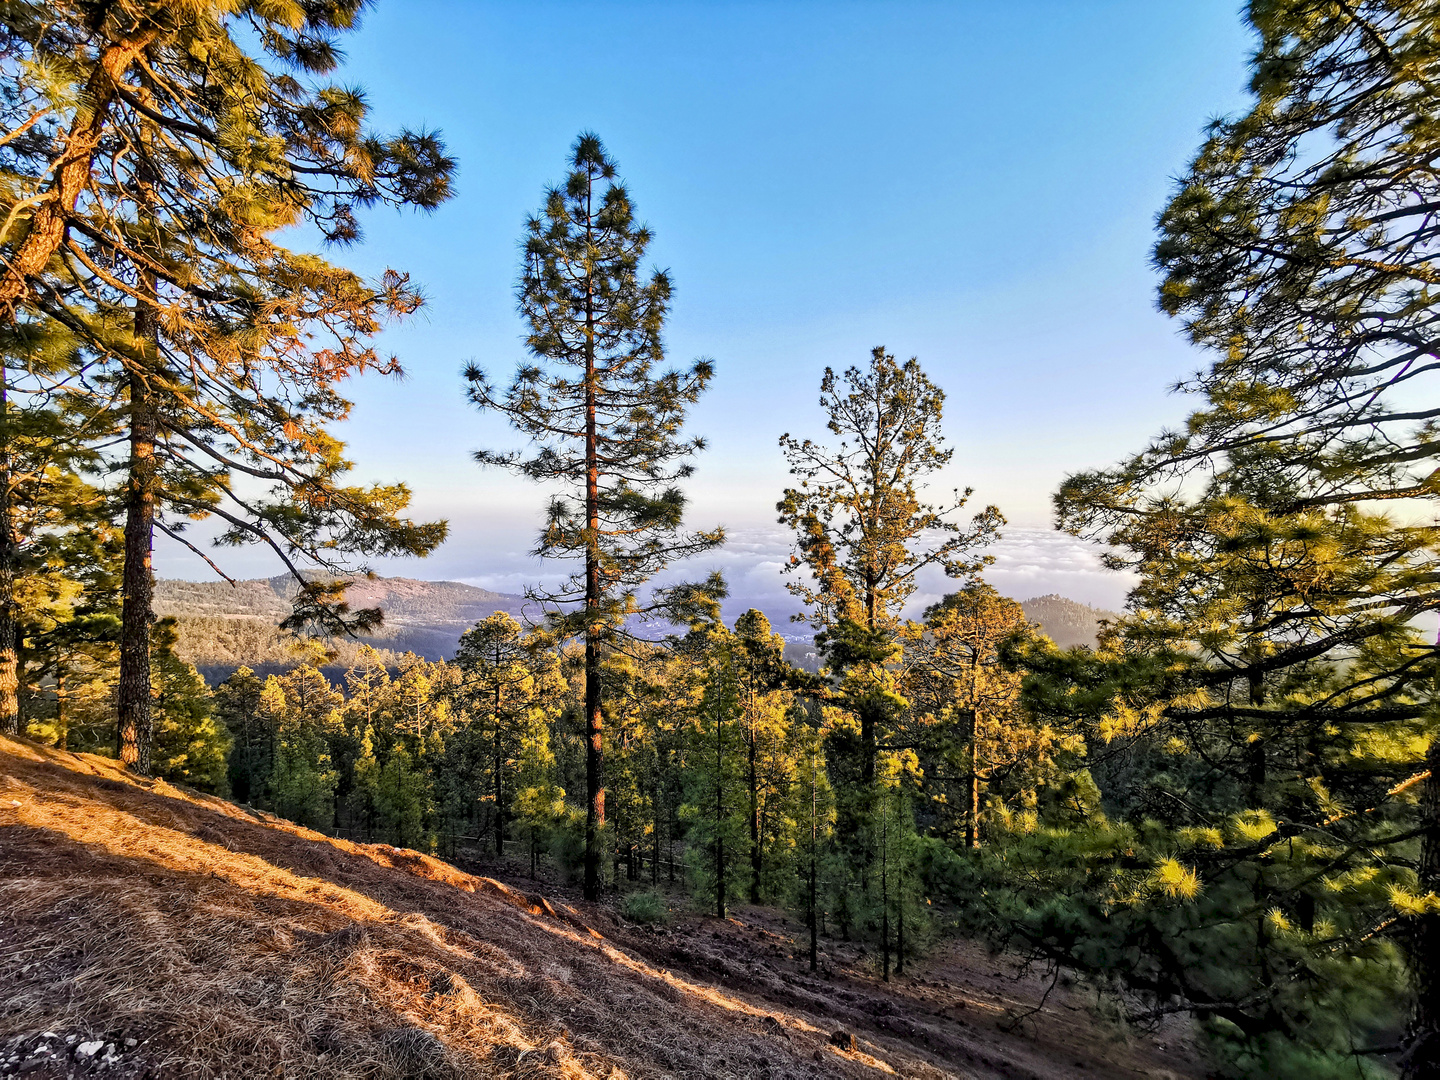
left=4, top=2, right=1440, bottom=1077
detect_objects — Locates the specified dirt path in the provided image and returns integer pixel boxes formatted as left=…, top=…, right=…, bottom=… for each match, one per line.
left=1, top=736, right=1200, bottom=1078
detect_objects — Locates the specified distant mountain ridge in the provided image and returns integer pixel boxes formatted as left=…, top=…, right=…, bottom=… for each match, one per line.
left=154, top=574, right=528, bottom=666
left=155, top=575, right=1118, bottom=673
left=1020, top=593, right=1118, bottom=649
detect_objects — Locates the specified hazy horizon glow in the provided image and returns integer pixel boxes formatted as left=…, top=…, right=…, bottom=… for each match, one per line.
left=152, top=1, right=1255, bottom=614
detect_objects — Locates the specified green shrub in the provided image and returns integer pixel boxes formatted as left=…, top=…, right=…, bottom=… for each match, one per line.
left=621, top=891, right=669, bottom=925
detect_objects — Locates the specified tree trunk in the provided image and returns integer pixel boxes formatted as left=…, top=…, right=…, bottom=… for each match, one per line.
left=118, top=319, right=157, bottom=774
left=748, top=724, right=761, bottom=904
left=652, top=776, right=661, bottom=887
left=966, top=649, right=981, bottom=848
left=494, top=737, right=504, bottom=857
left=879, top=799, right=891, bottom=982
left=117, top=97, right=160, bottom=776
left=55, top=667, right=67, bottom=750
left=0, top=371, right=17, bottom=737
left=965, top=725, right=980, bottom=849
left=1404, top=738, right=1440, bottom=1079
left=895, top=865, right=906, bottom=976
left=716, top=706, right=726, bottom=918
left=808, top=850, right=818, bottom=971
left=581, top=171, right=604, bottom=904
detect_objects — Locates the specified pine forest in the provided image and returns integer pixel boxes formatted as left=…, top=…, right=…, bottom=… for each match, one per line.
left=3, top=3, right=1440, bottom=1078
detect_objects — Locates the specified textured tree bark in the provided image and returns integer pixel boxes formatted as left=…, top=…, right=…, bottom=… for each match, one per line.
left=0, top=34, right=156, bottom=320
left=749, top=727, right=761, bottom=904
left=117, top=357, right=156, bottom=773
left=1404, top=740, right=1440, bottom=1079
left=0, top=373, right=17, bottom=736
left=117, top=138, right=159, bottom=774
left=581, top=169, right=604, bottom=903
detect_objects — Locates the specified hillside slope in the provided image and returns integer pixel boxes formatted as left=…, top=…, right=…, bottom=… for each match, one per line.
left=155, top=574, right=528, bottom=669
left=1019, top=595, right=1118, bottom=650
left=0, top=737, right=1198, bottom=1079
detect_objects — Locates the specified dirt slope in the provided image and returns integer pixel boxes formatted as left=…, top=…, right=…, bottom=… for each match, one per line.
left=0, top=737, right=1198, bottom=1079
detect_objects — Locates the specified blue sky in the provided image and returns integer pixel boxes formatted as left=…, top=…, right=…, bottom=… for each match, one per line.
left=156, top=1, right=1257, bottom=613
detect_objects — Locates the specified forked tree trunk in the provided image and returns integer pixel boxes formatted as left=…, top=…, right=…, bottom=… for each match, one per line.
left=0, top=33, right=157, bottom=320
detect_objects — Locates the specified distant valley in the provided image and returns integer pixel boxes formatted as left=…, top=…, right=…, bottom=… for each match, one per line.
left=155, top=574, right=529, bottom=682
left=157, top=574, right=1119, bottom=681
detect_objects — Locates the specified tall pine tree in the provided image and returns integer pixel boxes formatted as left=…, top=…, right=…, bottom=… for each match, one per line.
left=466, top=134, right=722, bottom=900
left=778, top=347, right=1001, bottom=784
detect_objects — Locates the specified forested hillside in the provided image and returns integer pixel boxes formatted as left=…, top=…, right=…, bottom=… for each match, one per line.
left=156, top=575, right=527, bottom=674
left=1018, top=595, right=1116, bottom=650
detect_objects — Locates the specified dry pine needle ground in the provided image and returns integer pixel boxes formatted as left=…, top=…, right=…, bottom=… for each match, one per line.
left=0, top=735, right=937, bottom=1079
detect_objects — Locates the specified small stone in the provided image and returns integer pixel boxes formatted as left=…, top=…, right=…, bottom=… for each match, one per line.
left=40, top=1033, right=57, bottom=1041
left=124, top=1038, right=137, bottom=1048
left=77, top=1041, right=104, bottom=1057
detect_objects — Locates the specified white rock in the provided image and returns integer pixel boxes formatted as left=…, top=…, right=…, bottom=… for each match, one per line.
left=77, top=1041, right=104, bottom=1057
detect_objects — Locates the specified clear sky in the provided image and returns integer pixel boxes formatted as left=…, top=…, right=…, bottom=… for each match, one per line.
left=155, top=1, right=1257, bottom=615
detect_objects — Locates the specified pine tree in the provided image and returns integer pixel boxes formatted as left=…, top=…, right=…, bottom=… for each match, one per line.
left=732, top=609, right=797, bottom=903
left=1026, top=3, right=1440, bottom=1070
left=377, top=739, right=430, bottom=851
left=349, top=724, right=382, bottom=841
left=215, top=667, right=267, bottom=804
left=453, top=613, right=562, bottom=857
left=263, top=666, right=342, bottom=829
left=682, top=624, right=749, bottom=917
left=778, top=347, right=1001, bottom=783
left=148, top=617, right=228, bottom=792
left=466, top=133, right=722, bottom=900
left=1, top=0, right=455, bottom=776
left=907, top=583, right=1049, bottom=848
left=788, top=704, right=835, bottom=970
left=0, top=322, right=109, bottom=734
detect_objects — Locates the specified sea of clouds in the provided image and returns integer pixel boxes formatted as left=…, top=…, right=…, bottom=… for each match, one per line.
left=457, top=524, right=1134, bottom=633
